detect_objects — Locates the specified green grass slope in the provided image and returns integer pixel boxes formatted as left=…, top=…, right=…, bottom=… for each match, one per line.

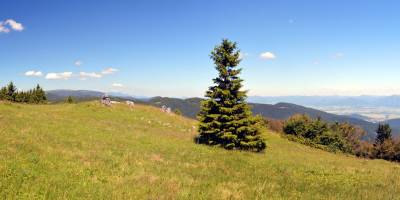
left=0, top=102, right=399, bottom=199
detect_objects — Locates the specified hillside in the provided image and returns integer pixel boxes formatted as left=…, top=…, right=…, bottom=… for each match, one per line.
left=251, top=102, right=382, bottom=138
left=44, top=90, right=398, bottom=139
left=387, top=118, right=400, bottom=128
left=0, top=102, right=399, bottom=199
left=143, top=97, right=399, bottom=138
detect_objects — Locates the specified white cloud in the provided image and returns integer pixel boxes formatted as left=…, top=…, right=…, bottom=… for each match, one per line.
left=74, top=60, right=82, bottom=67
left=78, top=68, right=118, bottom=80
left=112, top=83, right=124, bottom=88
left=5, top=19, right=24, bottom=31
left=260, top=52, right=276, bottom=60
left=25, top=70, right=43, bottom=77
left=289, top=19, right=295, bottom=24
left=0, top=19, right=24, bottom=33
left=45, top=72, right=73, bottom=80
left=79, top=72, right=102, bottom=79
left=101, top=68, right=118, bottom=75
left=0, top=23, right=10, bottom=33
left=332, top=52, right=344, bottom=59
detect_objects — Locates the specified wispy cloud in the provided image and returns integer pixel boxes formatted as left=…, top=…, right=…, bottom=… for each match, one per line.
left=332, top=52, right=344, bottom=59
left=25, top=70, right=43, bottom=77
left=101, top=68, right=118, bottom=75
left=0, top=19, right=24, bottom=33
left=112, top=83, right=124, bottom=88
left=45, top=72, right=73, bottom=80
left=260, top=52, right=276, bottom=60
left=74, top=60, right=82, bottom=67
left=79, top=72, right=102, bottom=80
left=0, top=24, right=9, bottom=33
left=78, top=68, right=118, bottom=80
left=30, top=66, right=117, bottom=81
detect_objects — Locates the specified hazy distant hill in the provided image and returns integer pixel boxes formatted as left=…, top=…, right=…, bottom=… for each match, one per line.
left=146, top=96, right=203, bottom=118
left=346, top=113, right=373, bottom=122
left=46, top=90, right=105, bottom=102
left=250, top=102, right=382, bottom=138
left=143, top=97, right=395, bottom=139
left=47, top=90, right=149, bottom=102
left=387, top=118, right=400, bottom=129
left=248, top=95, right=400, bottom=107
left=45, top=90, right=400, bottom=138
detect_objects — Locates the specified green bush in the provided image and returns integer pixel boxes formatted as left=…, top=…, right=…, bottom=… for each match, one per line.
left=283, top=115, right=351, bottom=153
left=316, top=131, right=351, bottom=153
left=283, top=114, right=310, bottom=136
left=66, top=96, right=74, bottom=104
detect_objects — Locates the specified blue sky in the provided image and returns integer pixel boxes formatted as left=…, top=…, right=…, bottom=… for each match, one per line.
left=1, top=0, right=400, bottom=97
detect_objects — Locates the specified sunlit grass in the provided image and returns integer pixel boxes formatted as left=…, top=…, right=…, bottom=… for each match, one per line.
left=0, top=102, right=399, bottom=199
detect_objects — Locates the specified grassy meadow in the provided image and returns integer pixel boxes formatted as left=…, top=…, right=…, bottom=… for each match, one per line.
left=0, top=102, right=399, bottom=199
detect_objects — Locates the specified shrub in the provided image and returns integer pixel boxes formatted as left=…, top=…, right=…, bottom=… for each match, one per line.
left=316, top=131, right=351, bottom=153
left=283, top=115, right=352, bottom=153
left=265, top=118, right=284, bottom=133
left=282, top=115, right=400, bottom=163
left=354, top=141, right=375, bottom=158
left=283, top=114, right=310, bottom=136
left=374, top=140, right=396, bottom=160
left=66, top=96, right=74, bottom=104
left=394, top=139, right=400, bottom=161
left=173, top=108, right=182, bottom=116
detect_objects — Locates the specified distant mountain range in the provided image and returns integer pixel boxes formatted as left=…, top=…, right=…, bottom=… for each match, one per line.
left=47, top=90, right=105, bottom=102
left=248, top=95, right=400, bottom=107
left=144, top=97, right=397, bottom=139
left=46, top=90, right=147, bottom=102
left=46, top=90, right=400, bottom=139
left=48, top=91, right=400, bottom=108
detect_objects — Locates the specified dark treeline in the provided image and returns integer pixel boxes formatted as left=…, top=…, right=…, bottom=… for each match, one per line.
left=0, top=82, right=47, bottom=104
left=267, top=114, right=400, bottom=162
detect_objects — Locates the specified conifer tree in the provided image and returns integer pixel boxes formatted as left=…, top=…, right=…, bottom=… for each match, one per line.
left=34, top=84, right=47, bottom=103
left=374, top=123, right=394, bottom=159
left=375, top=123, right=392, bottom=145
left=66, top=96, right=74, bottom=104
left=0, top=82, right=47, bottom=104
left=6, top=82, right=17, bottom=101
left=15, top=91, right=25, bottom=103
left=197, top=39, right=266, bottom=152
left=0, top=86, right=7, bottom=100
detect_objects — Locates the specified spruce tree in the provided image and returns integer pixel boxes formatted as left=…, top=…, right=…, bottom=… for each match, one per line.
left=15, top=91, right=24, bottom=103
left=0, top=83, right=47, bottom=104
left=0, top=86, right=7, bottom=100
left=35, top=84, right=47, bottom=103
left=374, top=123, right=394, bottom=159
left=66, top=96, right=74, bottom=104
left=375, top=123, right=392, bottom=145
left=6, top=82, right=17, bottom=101
left=197, top=39, right=266, bottom=152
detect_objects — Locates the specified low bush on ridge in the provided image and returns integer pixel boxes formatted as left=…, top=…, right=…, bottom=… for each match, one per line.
left=282, top=114, right=355, bottom=153
left=279, top=114, right=400, bottom=162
